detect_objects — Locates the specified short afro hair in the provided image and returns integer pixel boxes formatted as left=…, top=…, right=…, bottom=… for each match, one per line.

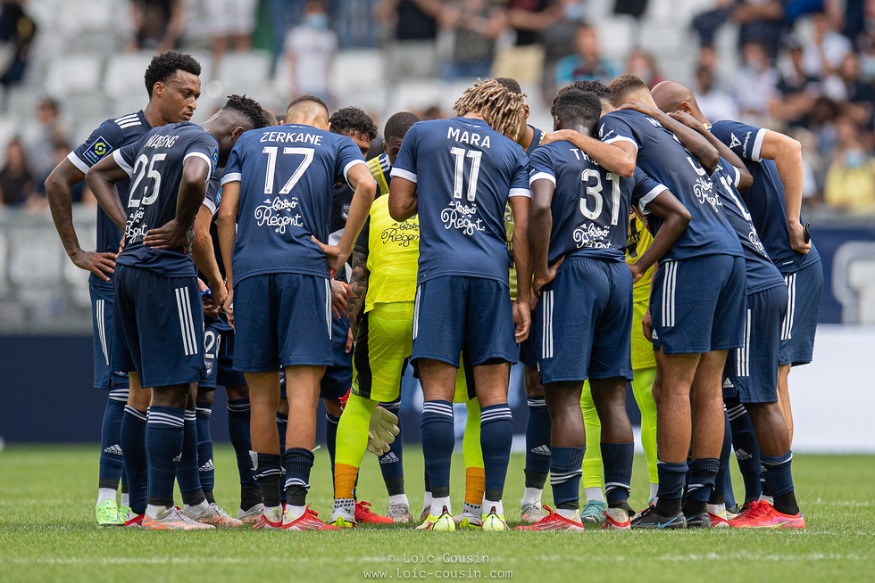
left=493, top=77, right=522, bottom=94
left=144, top=51, right=201, bottom=97
left=553, top=89, right=602, bottom=133
left=329, top=106, right=378, bottom=141
left=551, top=80, right=611, bottom=117
left=223, top=94, right=275, bottom=129
left=384, top=111, right=420, bottom=143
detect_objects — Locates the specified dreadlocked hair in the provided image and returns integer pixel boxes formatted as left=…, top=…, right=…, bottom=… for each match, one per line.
left=453, top=79, right=527, bottom=140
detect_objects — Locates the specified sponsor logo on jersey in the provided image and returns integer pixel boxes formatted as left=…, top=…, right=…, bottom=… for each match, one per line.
left=729, top=133, right=742, bottom=150
left=82, top=137, right=112, bottom=165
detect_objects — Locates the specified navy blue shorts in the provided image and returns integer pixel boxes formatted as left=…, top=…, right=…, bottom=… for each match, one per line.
left=535, top=257, right=633, bottom=384
left=321, top=314, right=352, bottom=401
left=90, top=279, right=129, bottom=390
left=199, top=321, right=247, bottom=389
left=519, top=337, right=538, bottom=368
left=111, top=265, right=203, bottom=388
left=412, top=276, right=517, bottom=367
left=234, top=273, right=333, bottom=371
left=779, top=260, right=823, bottom=367
left=650, top=255, right=746, bottom=354
left=723, top=284, right=788, bottom=403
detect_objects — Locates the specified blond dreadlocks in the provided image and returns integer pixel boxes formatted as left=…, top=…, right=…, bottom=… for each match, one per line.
left=453, top=79, right=527, bottom=141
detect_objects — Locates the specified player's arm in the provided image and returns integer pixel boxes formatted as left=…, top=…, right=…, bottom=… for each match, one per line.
left=510, top=194, right=531, bottom=343
left=348, top=250, right=369, bottom=337
left=45, top=158, right=116, bottom=280
left=629, top=190, right=691, bottom=283
left=541, top=130, right=636, bottom=178
left=388, top=177, right=417, bottom=221
left=668, top=111, right=754, bottom=190
left=85, top=154, right=132, bottom=232
left=621, top=101, right=719, bottom=174
left=192, top=205, right=224, bottom=297
left=758, top=130, right=809, bottom=254
left=216, top=179, right=240, bottom=326
left=316, top=163, right=376, bottom=276
left=528, top=177, right=555, bottom=298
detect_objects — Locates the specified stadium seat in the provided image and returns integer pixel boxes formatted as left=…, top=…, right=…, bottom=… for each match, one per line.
left=597, top=18, right=636, bottom=61
left=216, top=50, right=272, bottom=98
left=330, top=50, right=386, bottom=99
left=388, top=79, right=445, bottom=114
left=103, top=52, right=156, bottom=101
left=45, top=53, right=104, bottom=100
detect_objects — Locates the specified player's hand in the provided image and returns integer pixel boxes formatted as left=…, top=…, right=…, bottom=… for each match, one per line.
left=209, top=280, right=227, bottom=315
left=628, top=261, right=644, bottom=284
left=311, top=235, right=348, bottom=278
left=667, top=111, right=701, bottom=129
left=223, top=287, right=235, bottom=330
left=788, top=220, right=811, bottom=255
left=331, top=279, right=349, bottom=318
left=70, top=249, right=116, bottom=281
left=367, top=406, right=400, bottom=456
left=619, top=100, right=660, bottom=118
left=345, top=326, right=354, bottom=354
left=541, top=129, right=580, bottom=146
left=642, top=308, right=653, bottom=342
left=144, top=219, right=190, bottom=250
left=532, top=256, right=565, bottom=298
left=513, top=300, right=531, bottom=344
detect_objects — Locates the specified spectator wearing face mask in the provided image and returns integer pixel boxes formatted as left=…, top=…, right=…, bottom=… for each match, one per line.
left=824, top=116, right=875, bottom=213
left=284, top=0, right=338, bottom=104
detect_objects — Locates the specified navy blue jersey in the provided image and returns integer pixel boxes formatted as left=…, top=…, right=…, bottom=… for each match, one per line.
left=709, top=120, right=820, bottom=275
left=599, top=110, right=742, bottom=261
left=714, top=160, right=785, bottom=294
left=68, top=111, right=151, bottom=275
left=526, top=125, right=545, bottom=156
left=390, top=117, right=530, bottom=285
left=528, top=141, right=667, bottom=264
left=114, top=122, right=219, bottom=277
left=222, top=124, right=367, bottom=284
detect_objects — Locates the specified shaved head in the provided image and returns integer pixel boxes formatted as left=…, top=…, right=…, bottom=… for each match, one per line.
left=651, top=80, right=707, bottom=124
left=286, top=95, right=330, bottom=129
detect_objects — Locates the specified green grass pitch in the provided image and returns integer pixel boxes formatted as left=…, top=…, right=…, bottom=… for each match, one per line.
left=0, top=445, right=873, bottom=582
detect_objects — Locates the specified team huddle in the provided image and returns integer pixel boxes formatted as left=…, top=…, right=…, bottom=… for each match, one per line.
left=46, top=50, right=821, bottom=532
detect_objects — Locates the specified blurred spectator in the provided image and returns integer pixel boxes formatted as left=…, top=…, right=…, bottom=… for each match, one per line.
left=22, top=98, right=70, bottom=183
left=284, top=0, right=338, bottom=103
left=0, top=138, right=37, bottom=208
left=206, top=0, right=257, bottom=78
left=555, top=22, right=619, bottom=88
left=129, top=0, right=185, bottom=52
left=0, top=0, right=36, bottom=88
left=626, top=49, right=665, bottom=89
left=493, top=0, right=559, bottom=84
left=802, top=12, right=851, bottom=96
left=375, top=0, right=442, bottom=81
left=735, top=40, right=779, bottom=122
left=330, top=0, right=379, bottom=49
left=40, top=140, right=92, bottom=203
left=770, top=36, right=821, bottom=126
left=694, top=63, right=740, bottom=121
left=541, top=1, right=586, bottom=99
left=692, top=0, right=788, bottom=60
left=439, top=0, right=506, bottom=80
left=824, top=116, right=875, bottom=212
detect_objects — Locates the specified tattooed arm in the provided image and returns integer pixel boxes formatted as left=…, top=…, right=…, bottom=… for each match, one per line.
left=348, top=250, right=370, bottom=337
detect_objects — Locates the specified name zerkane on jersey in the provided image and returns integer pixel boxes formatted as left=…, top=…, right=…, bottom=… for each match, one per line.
left=447, top=127, right=490, bottom=148
left=259, top=131, right=323, bottom=145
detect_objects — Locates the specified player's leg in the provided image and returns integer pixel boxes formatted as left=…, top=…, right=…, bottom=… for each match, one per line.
left=411, top=277, right=467, bottom=531
left=578, top=381, right=607, bottom=527
left=378, top=397, right=411, bottom=522
left=466, top=277, right=518, bottom=532
left=225, top=383, right=262, bottom=522
left=630, top=366, right=659, bottom=503
left=91, top=278, right=130, bottom=526
left=730, top=285, right=804, bottom=528
left=332, top=303, right=411, bottom=526
left=777, top=261, right=824, bottom=444
left=707, top=407, right=734, bottom=527
left=458, top=394, right=485, bottom=528
left=520, top=360, right=551, bottom=524
left=322, top=314, right=352, bottom=480
left=120, top=373, right=150, bottom=526
left=516, top=380, right=585, bottom=531
left=725, top=397, right=763, bottom=505
left=195, top=387, right=216, bottom=504
left=590, top=377, right=634, bottom=530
